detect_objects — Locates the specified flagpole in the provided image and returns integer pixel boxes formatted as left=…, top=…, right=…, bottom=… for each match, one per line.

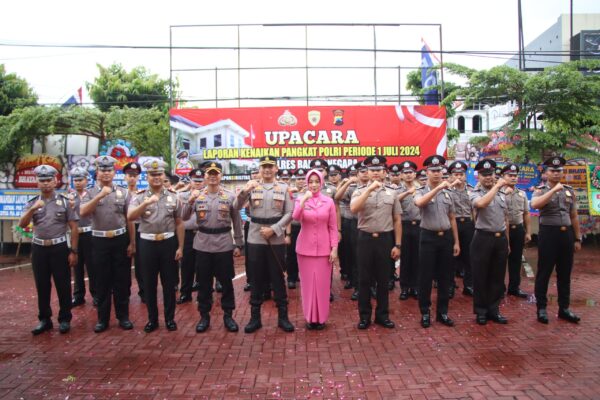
left=438, top=25, right=445, bottom=102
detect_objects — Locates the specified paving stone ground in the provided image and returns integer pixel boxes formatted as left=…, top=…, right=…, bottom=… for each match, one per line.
left=0, top=244, right=599, bottom=399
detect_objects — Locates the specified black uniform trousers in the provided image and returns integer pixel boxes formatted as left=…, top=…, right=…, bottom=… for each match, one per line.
left=357, top=230, right=393, bottom=321
left=400, top=221, right=420, bottom=291
left=286, top=224, right=301, bottom=283
left=418, top=229, right=453, bottom=315
left=507, top=223, right=525, bottom=292
left=180, top=229, right=197, bottom=297
left=244, top=221, right=252, bottom=284
left=93, top=234, right=131, bottom=323
left=72, top=231, right=95, bottom=300
left=340, top=218, right=356, bottom=284
left=248, top=243, right=287, bottom=307
left=31, top=242, right=72, bottom=322
left=348, top=219, right=359, bottom=289
left=196, top=249, right=235, bottom=314
left=139, top=236, right=178, bottom=323
left=535, top=225, right=574, bottom=310
left=133, top=223, right=144, bottom=299
left=455, top=218, right=475, bottom=288
left=471, top=230, right=508, bottom=316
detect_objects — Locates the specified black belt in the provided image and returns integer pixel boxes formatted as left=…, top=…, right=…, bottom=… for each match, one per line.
left=251, top=217, right=281, bottom=225
left=402, top=220, right=421, bottom=225
left=509, top=223, right=523, bottom=229
left=456, top=217, right=472, bottom=223
left=540, top=225, right=571, bottom=232
left=358, top=230, right=393, bottom=238
left=421, top=228, right=451, bottom=237
left=475, top=229, right=505, bottom=238
left=197, top=226, right=231, bottom=234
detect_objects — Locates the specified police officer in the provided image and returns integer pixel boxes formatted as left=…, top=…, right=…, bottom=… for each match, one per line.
left=236, top=156, right=295, bottom=333
left=123, top=161, right=145, bottom=303
left=502, top=163, right=531, bottom=298
left=469, top=159, right=509, bottom=325
left=278, top=168, right=292, bottom=184
left=335, top=164, right=358, bottom=289
left=183, top=161, right=243, bottom=333
left=177, top=168, right=204, bottom=304
left=396, top=161, right=421, bottom=300
left=350, top=156, right=401, bottom=329
left=414, top=155, right=460, bottom=328
left=448, top=161, right=475, bottom=297
left=285, top=168, right=307, bottom=289
left=388, top=164, right=402, bottom=188
left=20, top=165, right=79, bottom=335
left=417, top=169, right=427, bottom=186
left=243, top=167, right=260, bottom=292
left=531, top=156, right=582, bottom=324
left=80, top=156, right=135, bottom=333
left=69, top=167, right=97, bottom=307
left=326, top=164, right=342, bottom=189
left=128, top=160, right=184, bottom=332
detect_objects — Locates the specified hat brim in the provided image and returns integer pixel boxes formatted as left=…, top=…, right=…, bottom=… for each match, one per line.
left=259, top=161, right=277, bottom=166
left=205, top=167, right=222, bottom=173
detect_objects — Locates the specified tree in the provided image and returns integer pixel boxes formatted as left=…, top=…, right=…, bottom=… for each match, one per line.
left=87, top=64, right=173, bottom=112
left=0, top=64, right=38, bottom=116
left=411, top=61, right=600, bottom=163
left=0, top=106, right=104, bottom=165
left=104, top=107, right=170, bottom=162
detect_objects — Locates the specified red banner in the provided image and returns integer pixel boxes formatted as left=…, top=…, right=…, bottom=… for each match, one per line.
left=170, top=105, right=447, bottom=177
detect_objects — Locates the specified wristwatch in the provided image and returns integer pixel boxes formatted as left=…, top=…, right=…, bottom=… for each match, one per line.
left=394, top=244, right=401, bottom=250
left=70, top=248, right=78, bottom=255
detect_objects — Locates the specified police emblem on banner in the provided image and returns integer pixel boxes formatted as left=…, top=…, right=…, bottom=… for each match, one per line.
left=308, top=110, right=321, bottom=127
left=333, top=109, right=344, bottom=126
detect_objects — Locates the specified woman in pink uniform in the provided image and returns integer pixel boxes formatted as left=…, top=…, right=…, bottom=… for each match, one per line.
left=292, top=169, right=338, bottom=330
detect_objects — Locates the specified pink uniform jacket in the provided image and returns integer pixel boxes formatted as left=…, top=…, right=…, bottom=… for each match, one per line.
left=292, top=195, right=338, bottom=257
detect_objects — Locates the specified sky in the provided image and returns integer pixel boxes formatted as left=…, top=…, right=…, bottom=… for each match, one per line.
left=1, top=0, right=599, bottom=107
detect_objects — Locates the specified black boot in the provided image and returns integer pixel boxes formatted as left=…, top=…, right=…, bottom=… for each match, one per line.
left=244, top=306, right=262, bottom=333
left=277, top=305, right=295, bottom=332
left=223, top=310, right=239, bottom=332
left=195, top=313, right=210, bottom=333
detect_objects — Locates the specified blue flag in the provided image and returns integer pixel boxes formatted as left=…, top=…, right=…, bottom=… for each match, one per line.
left=421, top=44, right=439, bottom=105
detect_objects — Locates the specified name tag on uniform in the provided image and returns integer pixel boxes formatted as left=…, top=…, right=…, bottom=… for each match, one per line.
left=273, top=192, right=285, bottom=201
left=116, top=190, right=123, bottom=198
left=566, top=191, right=572, bottom=197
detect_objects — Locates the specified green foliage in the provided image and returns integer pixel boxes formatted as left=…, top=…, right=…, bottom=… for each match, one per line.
left=0, top=65, right=38, bottom=116
left=0, top=106, right=104, bottom=165
left=104, top=107, right=170, bottom=163
left=469, top=136, right=490, bottom=147
left=87, top=64, right=173, bottom=112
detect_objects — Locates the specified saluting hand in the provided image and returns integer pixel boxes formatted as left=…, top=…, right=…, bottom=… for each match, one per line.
left=146, top=194, right=160, bottom=205
left=99, top=185, right=113, bottom=198
left=504, top=187, right=514, bottom=195
left=553, top=182, right=564, bottom=192
left=32, top=199, right=45, bottom=210
left=495, top=178, right=507, bottom=188
left=68, top=193, right=76, bottom=209
left=245, top=180, right=260, bottom=192
left=189, top=189, right=201, bottom=204
left=369, top=180, right=382, bottom=191
left=303, top=190, right=313, bottom=201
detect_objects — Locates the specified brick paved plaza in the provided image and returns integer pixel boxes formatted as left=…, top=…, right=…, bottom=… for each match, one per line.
left=0, top=246, right=599, bottom=399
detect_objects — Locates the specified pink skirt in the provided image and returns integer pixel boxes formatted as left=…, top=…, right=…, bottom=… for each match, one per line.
left=297, top=254, right=332, bottom=324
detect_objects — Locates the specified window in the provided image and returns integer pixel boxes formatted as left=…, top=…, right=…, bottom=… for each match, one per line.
left=229, top=134, right=235, bottom=147
left=200, top=137, right=207, bottom=148
left=182, top=139, right=190, bottom=150
left=473, top=115, right=482, bottom=133
left=214, top=134, right=222, bottom=147
left=458, top=116, right=465, bottom=133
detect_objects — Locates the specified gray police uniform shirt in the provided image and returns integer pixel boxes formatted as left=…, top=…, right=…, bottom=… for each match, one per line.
left=235, top=181, right=293, bottom=245
left=24, top=193, right=79, bottom=239
left=131, top=188, right=182, bottom=234
left=85, top=184, right=129, bottom=231
left=72, top=190, right=92, bottom=228
left=414, top=185, right=454, bottom=231
left=351, top=183, right=402, bottom=233
left=290, top=189, right=304, bottom=227
left=397, top=183, right=421, bottom=222
left=340, top=183, right=358, bottom=220
left=125, top=188, right=141, bottom=224
left=322, top=182, right=337, bottom=200
left=182, top=187, right=243, bottom=253
left=533, top=184, right=576, bottom=226
left=505, top=188, right=528, bottom=225
left=450, top=185, right=473, bottom=219
left=469, top=187, right=508, bottom=232
left=178, top=190, right=200, bottom=231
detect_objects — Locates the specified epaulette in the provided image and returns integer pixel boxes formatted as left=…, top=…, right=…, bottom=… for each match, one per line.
left=535, top=184, right=547, bottom=189
left=136, top=189, right=147, bottom=194
left=117, top=184, right=127, bottom=190
left=563, top=184, right=573, bottom=189
left=466, top=183, right=475, bottom=189
left=349, top=183, right=358, bottom=188
left=167, top=188, right=178, bottom=193
left=27, top=195, right=40, bottom=203
left=384, top=184, right=396, bottom=190
left=357, top=184, right=367, bottom=189
left=58, top=193, right=70, bottom=199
